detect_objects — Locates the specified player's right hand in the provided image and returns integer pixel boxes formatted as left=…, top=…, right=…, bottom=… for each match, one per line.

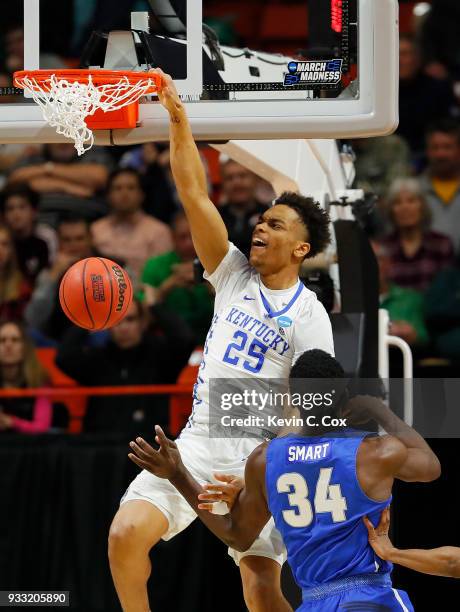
left=128, top=426, right=185, bottom=480
left=198, top=474, right=245, bottom=512
left=363, top=507, right=395, bottom=561
left=153, top=68, right=183, bottom=116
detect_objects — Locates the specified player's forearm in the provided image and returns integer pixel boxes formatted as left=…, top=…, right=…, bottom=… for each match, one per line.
left=168, top=103, right=209, bottom=205
left=371, top=399, right=440, bottom=480
left=370, top=397, right=433, bottom=454
left=166, top=103, right=228, bottom=271
left=388, top=546, right=460, bottom=578
left=170, top=470, right=253, bottom=551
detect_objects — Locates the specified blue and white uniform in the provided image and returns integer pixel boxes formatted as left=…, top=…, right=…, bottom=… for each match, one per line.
left=122, top=244, right=334, bottom=564
left=266, top=432, right=414, bottom=610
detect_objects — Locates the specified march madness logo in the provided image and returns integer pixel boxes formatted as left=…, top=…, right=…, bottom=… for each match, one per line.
left=284, top=59, right=343, bottom=86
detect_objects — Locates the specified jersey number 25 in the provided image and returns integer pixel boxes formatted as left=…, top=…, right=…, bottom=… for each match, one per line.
left=223, top=330, right=268, bottom=373
left=277, top=468, right=347, bottom=527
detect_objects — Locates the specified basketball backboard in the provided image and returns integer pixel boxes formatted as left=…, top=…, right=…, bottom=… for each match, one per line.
left=0, top=0, right=398, bottom=146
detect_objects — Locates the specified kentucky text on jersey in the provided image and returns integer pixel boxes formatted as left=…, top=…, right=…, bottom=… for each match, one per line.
left=225, top=307, right=290, bottom=356
left=288, top=442, right=331, bottom=462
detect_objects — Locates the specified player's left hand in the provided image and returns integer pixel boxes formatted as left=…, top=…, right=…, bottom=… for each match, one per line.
left=128, top=426, right=184, bottom=480
left=363, top=507, right=396, bottom=561
left=198, top=474, right=245, bottom=512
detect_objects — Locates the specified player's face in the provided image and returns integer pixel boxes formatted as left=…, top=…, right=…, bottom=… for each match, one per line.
left=391, top=190, right=423, bottom=229
left=108, top=173, right=144, bottom=214
left=4, top=196, right=35, bottom=236
left=249, top=205, right=310, bottom=273
left=110, top=303, right=144, bottom=349
left=221, top=161, right=257, bottom=207
left=58, top=222, right=92, bottom=259
left=0, top=323, right=24, bottom=367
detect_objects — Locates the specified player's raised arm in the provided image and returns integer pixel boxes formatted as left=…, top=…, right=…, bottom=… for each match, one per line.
left=364, top=509, right=460, bottom=578
left=128, top=429, right=270, bottom=552
left=347, top=395, right=441, bottom=483
left=156, top=70, right=229, bottom=274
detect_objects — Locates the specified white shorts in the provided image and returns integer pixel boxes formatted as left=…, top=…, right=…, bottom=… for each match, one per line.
left=121, top=423, right=287, bottom=566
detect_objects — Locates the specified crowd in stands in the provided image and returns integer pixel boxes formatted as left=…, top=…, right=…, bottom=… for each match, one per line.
left=1, top=0, right=460, bottom=434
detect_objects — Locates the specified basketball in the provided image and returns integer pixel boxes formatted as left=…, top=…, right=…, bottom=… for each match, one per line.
left=59, top=257, right=133, bottom=330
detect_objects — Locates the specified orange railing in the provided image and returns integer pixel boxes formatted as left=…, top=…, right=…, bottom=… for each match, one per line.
left=0, top=384, right=194, bottom=434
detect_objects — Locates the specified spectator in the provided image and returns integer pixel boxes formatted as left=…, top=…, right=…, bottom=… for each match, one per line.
left=0, top=223, right=31, bottom=321
left=372, top=241, right=428, bottom=348
left=419, top=120, right=460, bottom=250
left=142, top=212, right=214, bottom=344
left=55, top=298, right=195, bottom=435
left=0, top=320, right=52, bottom=434
left=219, top=159, right=268, bottom=257
left=120, top=143, right=180, bottom=224
left=425, top=255, right=460, bottom=361
left=3, top=26, right=64, bottom=73
left=91, top=168, right=172, bottom=282
left=381, top=178, right=454, bottom=292
left=420, top=0, right=460, bottom=81
left=1, top=185, right=51, bottom=283
left=398, top=35, right=457, bottom=157
left=352, top=135, right=412, bottom=199
left=25, top=216, right=94, bottom=342
left=8, top=143, right=111, bottom=227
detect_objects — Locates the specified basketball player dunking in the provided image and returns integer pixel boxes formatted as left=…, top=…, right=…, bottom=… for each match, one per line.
left=128, top=350, right=441, bottom=611
left=108, top=71, right=334, bottom=612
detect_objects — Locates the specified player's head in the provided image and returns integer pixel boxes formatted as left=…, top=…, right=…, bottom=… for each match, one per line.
left=289, top=349, right=348, bottom=425
left=107, top=168, right=145, bottom=215
left=1, top=185, right=39, bottom=237
left=249, top=192, right=331, bottom=275
left=57, top=215, right=92, bottom=259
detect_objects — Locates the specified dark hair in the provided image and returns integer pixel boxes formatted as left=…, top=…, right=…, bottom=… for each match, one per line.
left=426, top=119, right=460, bottom=145
left=290, top=349, right=344, bottom=381
left=57, top=214, right=90, bottom=233
left=0, top=185, right=40, bottom=212
left=274, top=192, right=331, bottom=258
left=107, top=168, right=144, bottom=194
left=289, top=350, right=347, bottom=420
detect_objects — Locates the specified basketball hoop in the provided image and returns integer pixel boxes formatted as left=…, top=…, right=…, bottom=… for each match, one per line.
left=14, top=69, right=162, bottom=155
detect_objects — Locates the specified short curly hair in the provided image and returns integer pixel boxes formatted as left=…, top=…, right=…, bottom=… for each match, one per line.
left=274, top=192, right=331, bottom=258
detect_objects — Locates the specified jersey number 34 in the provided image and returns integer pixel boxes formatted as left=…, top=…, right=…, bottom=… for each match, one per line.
left=277, top=468, right=347, bottom=527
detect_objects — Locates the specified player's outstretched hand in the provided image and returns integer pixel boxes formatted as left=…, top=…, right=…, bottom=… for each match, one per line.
left=153, top=68, right=183, bottom=116
left=128, top=425, right=184, bottom=480
left=198, top=474, right=245, bottom=512
left=363, top=507, right=395, bottom=561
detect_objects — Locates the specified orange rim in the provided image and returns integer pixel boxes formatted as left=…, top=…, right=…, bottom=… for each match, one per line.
left=14, top=69, right=162, bottom=90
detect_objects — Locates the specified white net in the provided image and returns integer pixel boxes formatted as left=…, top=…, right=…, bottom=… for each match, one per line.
left=16, top=73, right=158, bottom=156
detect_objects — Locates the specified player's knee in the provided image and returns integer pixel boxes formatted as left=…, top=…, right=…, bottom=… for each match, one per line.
left=108, top=517, right=141, bottom=559
left=108, top=508, right=163, bottom=561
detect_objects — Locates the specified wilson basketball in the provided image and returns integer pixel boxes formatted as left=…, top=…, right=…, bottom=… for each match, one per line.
left=59, top=258, right=133, bottom=330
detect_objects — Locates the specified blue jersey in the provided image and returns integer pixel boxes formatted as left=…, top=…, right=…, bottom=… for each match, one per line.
left=266, top=432, right=392, bottom=590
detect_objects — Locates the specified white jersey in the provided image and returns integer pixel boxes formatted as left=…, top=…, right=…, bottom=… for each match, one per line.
left=188, top=244, right=335, bottom=427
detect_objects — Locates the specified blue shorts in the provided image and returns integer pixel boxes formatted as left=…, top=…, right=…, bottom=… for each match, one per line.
left=299, top=574, right=414, bottom=611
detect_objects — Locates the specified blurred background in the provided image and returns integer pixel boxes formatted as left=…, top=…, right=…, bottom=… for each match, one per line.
left=0, top=1, right=459, bottom=610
